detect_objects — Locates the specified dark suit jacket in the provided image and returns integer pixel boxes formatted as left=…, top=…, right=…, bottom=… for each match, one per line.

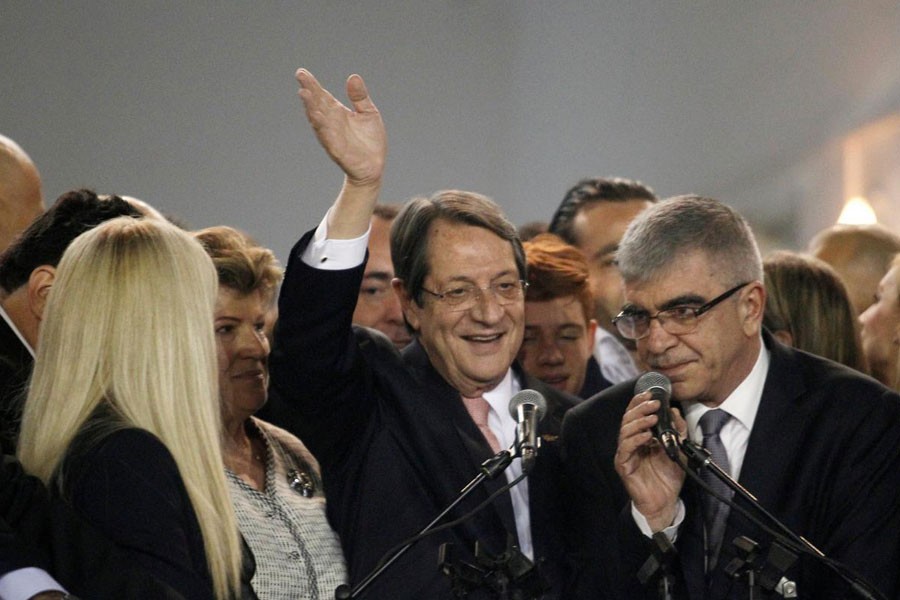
left=562, top=332, right=900, bottom=600
left=1, top=454, right=189, bottom=599
left=0, top=314, right=32, bottom=455
left=260, top=232, right=580, bottom=599
left=62, top=427, right=215, bottom=599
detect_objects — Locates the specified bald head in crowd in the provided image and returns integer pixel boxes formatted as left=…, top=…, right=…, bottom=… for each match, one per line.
left=809, top=224, right=900, bottom=315
left=0, top=135, right=44, bottom=253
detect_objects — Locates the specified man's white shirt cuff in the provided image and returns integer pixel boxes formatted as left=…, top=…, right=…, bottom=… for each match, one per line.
left=300, top=209, right=370, bottom=270
left=0, top=568, right=66, bottom=600
left=631, top=499, right=684, bottom=543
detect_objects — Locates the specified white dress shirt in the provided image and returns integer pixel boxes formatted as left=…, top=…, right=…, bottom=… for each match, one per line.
left=0, top=567, right=66, bottom=600
left=593, top=327, right=639, bottom=384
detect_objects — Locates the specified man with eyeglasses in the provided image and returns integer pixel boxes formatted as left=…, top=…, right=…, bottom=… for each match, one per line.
left=260, top=70, right=578, bottom=599
left=561, top=195, right=900, bottom=599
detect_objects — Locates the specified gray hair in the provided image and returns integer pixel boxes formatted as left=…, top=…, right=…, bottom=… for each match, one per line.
left=617, top=195, right=763, bottom=286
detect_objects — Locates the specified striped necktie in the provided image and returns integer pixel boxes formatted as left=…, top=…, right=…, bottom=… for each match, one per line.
left=699, top=408, right=733, bottom=572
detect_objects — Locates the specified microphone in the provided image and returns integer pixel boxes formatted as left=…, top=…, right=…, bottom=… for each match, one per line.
left=634, top=372, right=679, bottom=460
left=508, top=389, right=547, bottom=473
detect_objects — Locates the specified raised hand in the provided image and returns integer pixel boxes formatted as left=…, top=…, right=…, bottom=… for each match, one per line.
left=614, top=392, right=686, bottom=532
left=296, top=68, right=386, bottom=189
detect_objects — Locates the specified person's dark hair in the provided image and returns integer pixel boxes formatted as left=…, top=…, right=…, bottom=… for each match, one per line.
left=0, top=189, right=142, bottom=294
left=372, top=203, right=401, bottom=221
left=518, top=220, right=549, bottom=242
left=391, top=190, right=525, bottom=305
left=549, top=177, right=657, bottom=245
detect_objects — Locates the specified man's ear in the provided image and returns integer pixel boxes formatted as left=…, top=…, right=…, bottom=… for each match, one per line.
left=392, top=278, right=421, bottom=332
left=740, top=280, right=766, bottom=336
left=27, top=266, right=56, bottom=321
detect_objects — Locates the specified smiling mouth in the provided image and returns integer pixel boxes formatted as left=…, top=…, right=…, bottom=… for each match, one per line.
left=462, top=332, right=504, bottom=344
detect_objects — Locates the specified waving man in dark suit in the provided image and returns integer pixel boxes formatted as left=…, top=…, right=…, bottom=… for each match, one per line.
left=259, top=70, right=577, bottom=599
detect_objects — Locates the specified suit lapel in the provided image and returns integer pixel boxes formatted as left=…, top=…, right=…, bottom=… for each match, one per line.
left=400, top=340, right=517, bottom=552
left=708, top=333, right=809, bottom=597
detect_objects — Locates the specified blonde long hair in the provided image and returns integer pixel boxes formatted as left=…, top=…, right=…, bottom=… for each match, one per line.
left=18, top=216, right=242, bottom=599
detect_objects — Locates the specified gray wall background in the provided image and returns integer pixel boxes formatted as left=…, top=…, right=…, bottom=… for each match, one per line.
left=3, top=2, right=900, bottom=262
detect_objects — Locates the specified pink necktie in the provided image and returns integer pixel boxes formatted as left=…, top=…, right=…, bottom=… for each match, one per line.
left=461, top=395, right=502, bottom=453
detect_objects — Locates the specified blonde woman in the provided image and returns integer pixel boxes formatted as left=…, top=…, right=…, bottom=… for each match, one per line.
left=763, top=251, right=868, bottom=373
left=860, top=253, right=900, bottom=390
left=17, top=217, right=244, bottom=600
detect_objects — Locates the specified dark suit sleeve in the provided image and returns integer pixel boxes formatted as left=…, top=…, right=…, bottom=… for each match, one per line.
left=262, top=232, right=375, bottom=473
left=560, top=384, right=636, bottom=599
left=810, top=384, right=900, bottom=599
left=1, top=454, right=191, bottom=599
left=0, top=456, right=48, bottom=572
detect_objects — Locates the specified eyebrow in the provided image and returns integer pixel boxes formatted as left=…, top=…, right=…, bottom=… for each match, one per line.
left=362, top=271, right=393, bottom=282
left=591, top=242, right=619, bottom=260
left=442, top=269, right=519, bottom=285
left=622, top=293, right=707, bottom=314
left=657, top=293, right=707, bottom=311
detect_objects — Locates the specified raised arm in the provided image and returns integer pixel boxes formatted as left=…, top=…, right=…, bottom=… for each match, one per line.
left=295, top=68, right=386, bottom=239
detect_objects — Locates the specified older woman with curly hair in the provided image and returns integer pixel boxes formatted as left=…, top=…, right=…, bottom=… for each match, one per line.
left=194, top=225, right=347, bottom=600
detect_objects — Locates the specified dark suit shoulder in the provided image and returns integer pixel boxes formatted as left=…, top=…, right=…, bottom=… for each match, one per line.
left=770, top=342, right=900, bottom=419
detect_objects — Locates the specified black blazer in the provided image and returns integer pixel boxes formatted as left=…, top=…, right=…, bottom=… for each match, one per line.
left=561, top=332, right=900, bottom=599
left=0, top=315, right=32, bottom=455
left=0, top=455, right=189, bottom=599
left=261, top=231, right=579, bottom=599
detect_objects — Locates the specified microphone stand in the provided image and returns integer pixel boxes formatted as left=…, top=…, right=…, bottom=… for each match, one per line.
left=678, top=438, right=886, bottom=600
left=334, top=446, right=516, bottom=599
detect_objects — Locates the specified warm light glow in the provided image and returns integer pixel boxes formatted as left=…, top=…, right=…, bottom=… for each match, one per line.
left=837, top=196, right=878, bottom=225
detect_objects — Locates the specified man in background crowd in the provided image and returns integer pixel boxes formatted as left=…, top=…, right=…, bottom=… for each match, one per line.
left=518, top=233, right=607, bottom=398
left=0, top=134, right=44, bottom=253
left=548, top=177, right=656, bottom=383
left=808, top=223, right=900, bottom=315
left=351, top=203, right=411, bottom=349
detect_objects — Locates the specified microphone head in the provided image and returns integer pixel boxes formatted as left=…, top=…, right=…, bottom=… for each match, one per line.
left=634, top=371, right=672, bottom=399
left=508, top=389, right=548, bottom=421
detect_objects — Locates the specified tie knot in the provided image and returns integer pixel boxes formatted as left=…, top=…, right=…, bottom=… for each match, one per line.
left=699, top=409, right=730, bottom=437
left=461, top=395, right=491, bottom=427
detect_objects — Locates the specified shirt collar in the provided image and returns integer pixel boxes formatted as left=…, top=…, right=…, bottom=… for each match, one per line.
left=683, top=337, right=769, bottom=441
left=483, top=368, right=519, bottom=415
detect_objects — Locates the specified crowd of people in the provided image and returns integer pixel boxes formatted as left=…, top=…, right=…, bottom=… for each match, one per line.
left=1, top=69, right=899, bottom=600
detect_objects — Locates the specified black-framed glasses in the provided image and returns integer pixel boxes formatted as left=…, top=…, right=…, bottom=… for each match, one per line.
left=420, top=279, right=528, bottom=311
left=612, top=282, right=751, bottom=340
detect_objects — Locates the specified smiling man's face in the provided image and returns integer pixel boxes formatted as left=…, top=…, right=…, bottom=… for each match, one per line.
left=401, top=219, right=524, bottom=397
